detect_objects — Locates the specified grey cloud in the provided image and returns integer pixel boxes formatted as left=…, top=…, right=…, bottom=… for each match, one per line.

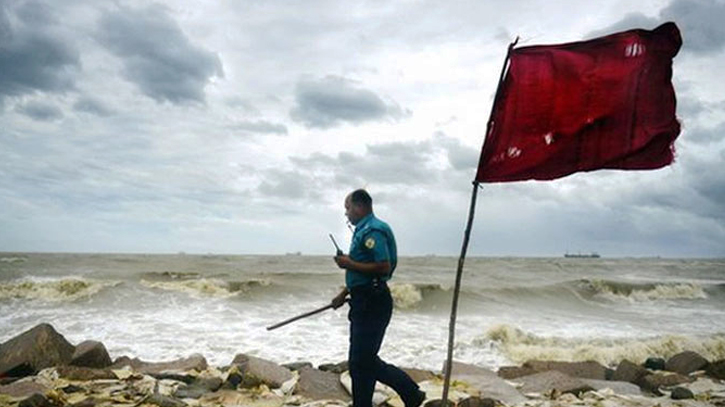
left=660, top=0, right=725, bottom=54
left=234, top=120, right=288, bottom=135
left=15, top=100, right=63, bottom=121
left=96, top=4, right=223, bottom=104
left=589, top=0, right=725, bottom=55
left=290, top=76, right=407, bottom=129
left=586, top=13, right=659, bottom=39
left=0, top=2, right=79, bottom=102
left=73, top=96, right=113, bottom=117
left=15, top=1, right=56, bottom=25
left=434, top=132, right=480, bottom=171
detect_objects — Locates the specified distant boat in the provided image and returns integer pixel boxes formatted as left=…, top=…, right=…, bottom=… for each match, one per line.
left=564, top=252, right=601, bottom=258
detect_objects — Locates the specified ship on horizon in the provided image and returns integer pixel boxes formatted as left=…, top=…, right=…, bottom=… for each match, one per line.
left=564, top=252, right=601, bottom=258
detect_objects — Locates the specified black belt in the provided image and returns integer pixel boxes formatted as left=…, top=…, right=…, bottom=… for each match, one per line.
left=349, top=278, right=387, bottom=295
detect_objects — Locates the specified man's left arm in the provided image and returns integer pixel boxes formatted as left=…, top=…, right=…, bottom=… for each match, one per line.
left=334, top=231, right=390, bottom=275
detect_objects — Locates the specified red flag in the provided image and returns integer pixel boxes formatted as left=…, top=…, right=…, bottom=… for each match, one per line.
left=476, top=22, right=682, bottom=183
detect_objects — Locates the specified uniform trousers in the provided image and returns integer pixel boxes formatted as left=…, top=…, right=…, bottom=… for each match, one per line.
left=348, top=281, right=420, bottom=407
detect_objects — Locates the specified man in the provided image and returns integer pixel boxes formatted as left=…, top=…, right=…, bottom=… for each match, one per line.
left=332, top=189, right=426, bottom=407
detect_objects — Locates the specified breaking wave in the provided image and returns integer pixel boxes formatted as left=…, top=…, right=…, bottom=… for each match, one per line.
left=579, top=279, right=708, bottom=302
left=389, top=283, right=450, bottom=309
left=482, top=324, right=725, bottom=367
left=0, top=256, right=28, bottom=264
left=0, top=277, right=119, bottom=302
left=140, top=278, right=271, bottom=298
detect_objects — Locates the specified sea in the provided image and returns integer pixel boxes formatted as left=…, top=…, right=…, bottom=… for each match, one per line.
left=1, top=253, right=724, bottom=372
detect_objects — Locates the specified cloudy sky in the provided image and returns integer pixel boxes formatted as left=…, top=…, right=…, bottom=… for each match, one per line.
left=1, top=0, right=723, bottom=257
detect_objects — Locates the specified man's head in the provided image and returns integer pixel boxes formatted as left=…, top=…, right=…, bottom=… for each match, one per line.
left=345, top=189, right=373, bottom=225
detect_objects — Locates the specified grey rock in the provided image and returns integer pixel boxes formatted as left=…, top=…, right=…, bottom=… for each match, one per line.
left=174, top=377, right=222, bottom=399
left=640, top=372, right=691, bottom=392
left=0, top=380, right=50, bottom=398
left=56, top=366, right=116, bottom=380
left=706, top=359, right=725, bottom=380
left=457, top=397, right=497, bottom=407
left=514, top=370, right=594, bottom=396
left=70, top=341, right=112, bottom=369
left=670, top=386, right=694, bottom=400
left=0, top=323, right=75, bottom=377
left=666, top=351, right=709, bottom=375
left=497, top=366, right=537, bottom=380
left=294, top=366, right=350, bottom=401
left=18, top=393, right=60, bottom=407
left=68, top=398, right=98, bottom=407
left=282, top=362, right=313, bottom=371
left=403, top=367, right=436, bottom=383
left=644, top=357, right=666, bottom=371
left=580, top=379, right=642, bottom=395
left=231, top=354, right=292, bottom=389
left=612, top=360, right=649, bottom=385
left=423, top=400, right=454, bottom=407
left=450, top=373, right=527, bottom=405
left=442, top=361, right=499, bottom=378
left=111, top=354, right=208, bottom=375
left=318, top=361, right=349, bottom=374
left=146, top=393, right=188, bottom=407
left=523, top=360, right=609, bottom=380
left=61, top=384, right=84, bottom=394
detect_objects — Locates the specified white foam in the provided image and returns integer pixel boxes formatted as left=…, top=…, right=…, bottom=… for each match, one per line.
left=389, top=283, right=423, bottom=309
left=484, top=324, right=725, bottom=366
left=0, top=277, right=118, bottom=302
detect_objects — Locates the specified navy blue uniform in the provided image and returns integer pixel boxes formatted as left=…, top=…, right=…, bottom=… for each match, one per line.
left=346, top=213, right=420, bottom=407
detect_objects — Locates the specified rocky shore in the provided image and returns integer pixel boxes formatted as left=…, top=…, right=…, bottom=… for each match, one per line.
left=1, top=324, right=724, bottom=407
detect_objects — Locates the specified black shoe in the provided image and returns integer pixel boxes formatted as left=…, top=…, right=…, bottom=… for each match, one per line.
left=406, top=389, right=426, bottom=407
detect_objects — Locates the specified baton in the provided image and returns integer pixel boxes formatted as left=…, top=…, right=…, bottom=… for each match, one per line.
left=266, top=299, right=348, bottom=331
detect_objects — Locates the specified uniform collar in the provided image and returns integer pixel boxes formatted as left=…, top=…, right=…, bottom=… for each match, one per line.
left=354, top=213, right=374, bottom=231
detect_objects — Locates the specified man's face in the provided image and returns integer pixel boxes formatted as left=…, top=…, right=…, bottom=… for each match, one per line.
left=345, top=195, right=362, bottom=225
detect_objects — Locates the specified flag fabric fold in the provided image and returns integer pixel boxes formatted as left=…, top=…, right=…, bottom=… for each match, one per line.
left=475, top=22, right=682, bottom=183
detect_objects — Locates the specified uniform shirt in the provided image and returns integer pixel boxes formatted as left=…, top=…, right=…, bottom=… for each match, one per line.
left=346, top=213, right=397, bottom=288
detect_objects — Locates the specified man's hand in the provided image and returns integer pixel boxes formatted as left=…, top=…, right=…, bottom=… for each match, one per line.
left=334, top=255, right=352, bottom=269
left=331, top=289, right=349, bottom=309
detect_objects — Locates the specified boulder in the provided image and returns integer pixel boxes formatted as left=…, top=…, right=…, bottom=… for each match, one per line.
left=403, top=367, right=436, bottom=383
left=580, top=379, right=642, bottom=395
left=145, top=393, right=188, bottom=407
left=514, top=371, right=594, bottom=396
left=639, top=372, right=691, bottom=392
left=457, top=396, right=496, bottom=407
left=18, top=393, right=61, bottom=407
left=665, top=351, right=709, bottom=375
left=173, top=377, right=223, bottom=399
left=230, top=354, right=292, bottom=389
left=68, top=398, right=98, bottom=407
left=442, top=361, right=526, bottom=405
left=612, top=360, right=649, bottom=385
left=111, top=354, right=207, bottom=375
left=644, top=357, right=666, bottom=371
left=318, top=361, right=349, bottom=374
left=56, top=366, right=116, bottom=381
left=670, top=386, right=694, bottom=400
left=706, top=359, right=725, bottom=380
left=70, top=341, right=112, bottom=369
left=522, top=360, right=609, bottom=380
left=0, top=381, right=50, bottom=398
left=294, top=366, right=350, bottom=401
left=0, top=324, right=75, bottom=377
left=282, top=362, right=313, bottom=372
left=497, top=366, right=537, bottom=380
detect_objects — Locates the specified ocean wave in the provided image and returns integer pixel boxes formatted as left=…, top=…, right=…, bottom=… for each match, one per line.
left=140, top=278, right=271, bottom=298
left=389, top=283, right=450, bottom=309
left=482, top=324, right=725, bottom=367
left=141, top=271, right=204, bottom=280
left=0, top=256, right=28, bottom=264
left=580, top=279, right=708, bottom=302
left=0, top=277, right=119, bottom=302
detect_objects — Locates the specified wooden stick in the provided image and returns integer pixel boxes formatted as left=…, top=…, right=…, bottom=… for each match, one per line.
left=266, top=300, right=346, bottom=331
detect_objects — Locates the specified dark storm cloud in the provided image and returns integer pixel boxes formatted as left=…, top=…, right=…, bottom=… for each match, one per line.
left=434, top=131, right=480, bottom=171
left=290, top=76, right=407, bottom=129
left=0, top=2, right=79, bottom=103
left=660, top=0, right=725, bottom=54
left=96, top=4, right=223, bottom=104
left=73, top=96, right=113, bottom=117
left=15, top=100, right=63, bottom=121
left=589, top=0, right=725, bottom=55
left=233, top=120, right=288, bottom=135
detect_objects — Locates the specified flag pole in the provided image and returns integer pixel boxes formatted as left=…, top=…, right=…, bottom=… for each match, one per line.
left=440, top=37, right=518, bottom=406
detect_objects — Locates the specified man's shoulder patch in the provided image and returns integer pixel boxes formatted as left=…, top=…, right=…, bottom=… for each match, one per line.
left=364, top=237, right=375, bottom=249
